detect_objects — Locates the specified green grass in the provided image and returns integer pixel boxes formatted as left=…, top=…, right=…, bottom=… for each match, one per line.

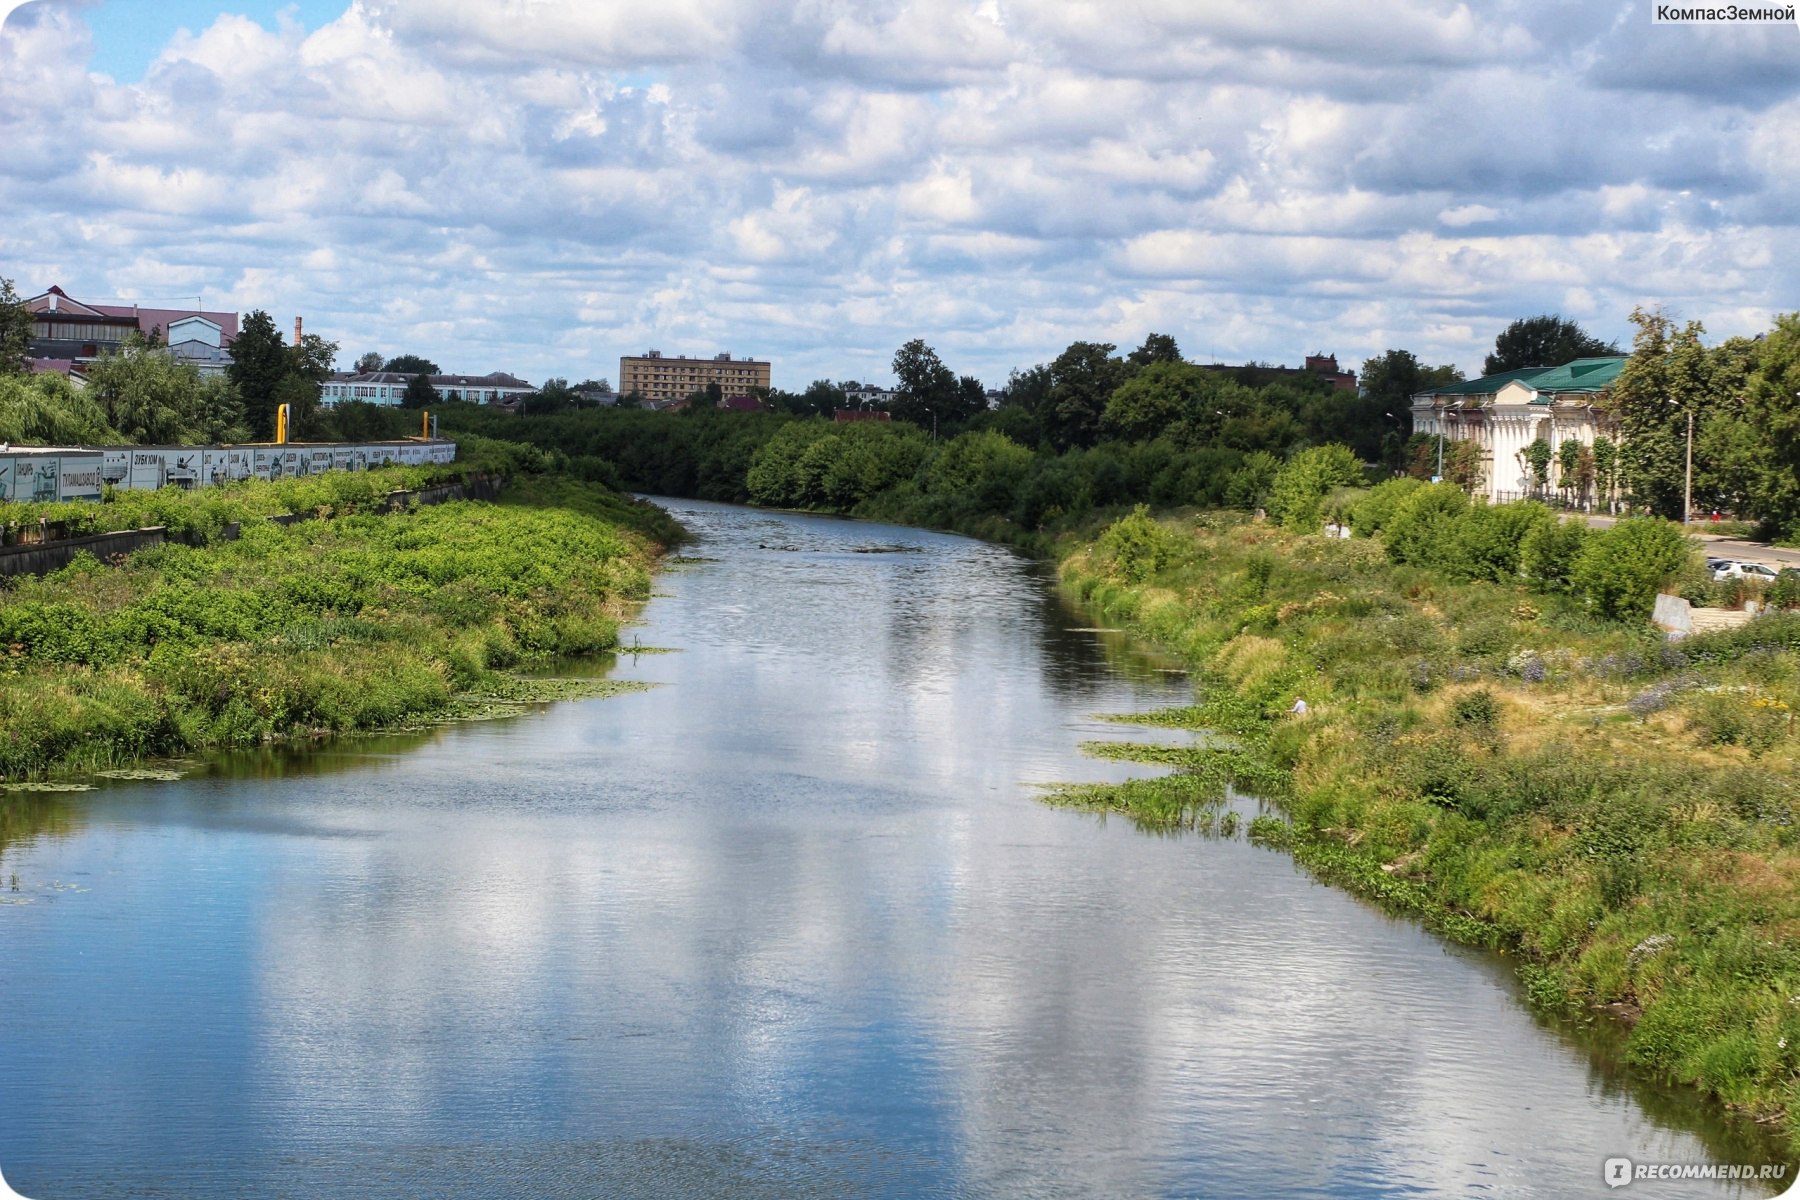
left=1055, top=509, right=1800, bottom=1153
left=0, top=474, right=676, bottom=781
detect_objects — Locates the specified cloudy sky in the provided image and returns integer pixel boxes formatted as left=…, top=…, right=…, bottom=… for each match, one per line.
left=1, top=0, right=1795, bottom=390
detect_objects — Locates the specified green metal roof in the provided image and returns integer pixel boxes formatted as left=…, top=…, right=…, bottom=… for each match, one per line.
left=1415, top=356, right=1627, bottom=402
left=1418, top=366, right=1553, bottom=398
left=1514, top=356, right=1627, bottom=395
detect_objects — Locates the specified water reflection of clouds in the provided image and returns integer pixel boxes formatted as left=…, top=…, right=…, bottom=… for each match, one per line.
left=4, top=499, right=1772, bottom=1198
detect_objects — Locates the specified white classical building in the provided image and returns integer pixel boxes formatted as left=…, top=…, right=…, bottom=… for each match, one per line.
left=1410, top=357, right=1626, bottom=504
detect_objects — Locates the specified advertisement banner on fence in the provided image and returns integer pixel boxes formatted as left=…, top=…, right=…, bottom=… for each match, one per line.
left=102, top=449, right=130, bottom=489
left=129, top=450, right=166, bottom=491
left=23, top=457, right=59, bottom=502
left=0, top=457, right=13, bottom=503
left=58, top=455, right=103, bottom=502
left=165, top=450, right=200, bottom=488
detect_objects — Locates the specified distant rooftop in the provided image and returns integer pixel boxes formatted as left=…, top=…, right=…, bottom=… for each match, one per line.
left=1415, top=357, right=1628, bottom=401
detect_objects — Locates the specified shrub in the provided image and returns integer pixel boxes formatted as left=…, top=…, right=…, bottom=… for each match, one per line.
left=1452, top=689, right=1499, bottom=733
left=1098, top=505, right=1180, bottom=583
left=1571, top=518, right=1696, bottom=621
left=1382, top=483, right=1471, bottom=571
left=1351, top=476, right=1426, bottom=537
left=1267, top=444, right=1367, bottom=533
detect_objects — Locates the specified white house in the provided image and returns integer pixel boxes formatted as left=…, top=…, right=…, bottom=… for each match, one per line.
left=321, top=370, right=535, bottom=408
left=1411, top=357, right=1626, bottom=504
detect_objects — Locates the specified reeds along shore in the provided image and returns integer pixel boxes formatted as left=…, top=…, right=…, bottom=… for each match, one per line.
left=0, top=470, right=683, bottom=781
left=1059, top=506, right=1800, bottom=1155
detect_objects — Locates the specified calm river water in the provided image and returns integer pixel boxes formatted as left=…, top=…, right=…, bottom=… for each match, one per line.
left=0, top=499, right=1788, bottom=1198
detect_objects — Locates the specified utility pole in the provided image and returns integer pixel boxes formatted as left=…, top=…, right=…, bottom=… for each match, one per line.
left=1683, top=407, right=1694, bottom=527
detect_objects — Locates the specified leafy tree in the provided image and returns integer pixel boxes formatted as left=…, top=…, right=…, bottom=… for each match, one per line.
left=1608, top=307, right=1716, bottom=519
left=0, top=278, right=33, bottom=375
left=1284, top=349, right=1453, bottom=465
left=956, top=375, right=988, bottom=422
left=1591, top=436, right=1620, bottom=512
left=324, top=399, right=402, bottom=442
left=1043, top=341, right=1127, bottom=451
left=227, top=309, right=290, bottom=439
left=354, top=350, right=385, bottom=374
left=402, top=372, right=439, bottom=409
left=1522, top=437, right=1551, bottom=493
left=290, top=334, right=337, bottom=386
left=1572, top=444, right=1596, bottom=506
left=1557, top=438, right=1581, bottom=498
left=1731, top=312, right=1800, bottom=534
left=1359, top=350, right=1463, bottom=425
left=925, top=430, right=1033, bottom=514
left=1126, top=332, right=1181, bottom=369
left=529, top=378, right=578, bottom=415
left=1102, top=360, right=1194, bottom=442
left=274, top=372, right=326, bottom=439
left=384, top=354, right=440, bottom=376
left=788, top=379, right=847, bottom=417
left=1224, top=450, right=1280, bottom=511
left=891, top=338, right=958, bottom=432
left=83, top=337, right=246, bottom=443
left=1444, top=439, right=1485, bottom=493
left=1483, top=315, right=1618, bottom=376
left=0, top=372, right=122, bottom=444
left=1453, top=501, right=1556, bottom=581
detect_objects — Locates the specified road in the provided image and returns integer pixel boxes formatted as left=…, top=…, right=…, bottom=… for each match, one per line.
left=1581, top=515, right=1800, bottom=569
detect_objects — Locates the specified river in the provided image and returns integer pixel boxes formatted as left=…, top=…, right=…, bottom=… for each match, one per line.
left=0, top=498, right=1786, bottom=1198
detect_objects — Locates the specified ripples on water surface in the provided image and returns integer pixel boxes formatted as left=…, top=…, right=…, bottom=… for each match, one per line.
left=0, top=499, right=1785, bottom=1198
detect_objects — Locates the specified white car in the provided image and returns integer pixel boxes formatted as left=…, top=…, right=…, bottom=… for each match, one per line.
left=1713, top=561, right=1780, bottom=582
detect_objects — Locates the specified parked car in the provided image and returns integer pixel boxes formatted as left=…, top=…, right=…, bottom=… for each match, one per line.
left=1713, top=560, right=1780, bottom=582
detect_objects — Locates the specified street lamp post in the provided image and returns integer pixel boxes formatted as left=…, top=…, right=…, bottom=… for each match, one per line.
left=1383, top=411, right=1406, bottom=475
left=1684, top=407, right=1694, bottom=527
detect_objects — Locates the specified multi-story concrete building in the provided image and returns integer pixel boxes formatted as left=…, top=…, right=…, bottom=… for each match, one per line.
left=619, top=350, right=771, bottom=408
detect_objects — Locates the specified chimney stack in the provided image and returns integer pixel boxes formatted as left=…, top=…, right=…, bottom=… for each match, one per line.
left=294, top=316, right=303, bottom=345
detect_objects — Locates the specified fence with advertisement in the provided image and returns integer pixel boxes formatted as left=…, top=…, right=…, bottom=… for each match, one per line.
left=0, top=440, right=456, bottom=505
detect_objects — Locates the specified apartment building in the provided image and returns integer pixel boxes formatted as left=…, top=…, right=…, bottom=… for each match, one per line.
left=619, top=350, right=771, bottom=408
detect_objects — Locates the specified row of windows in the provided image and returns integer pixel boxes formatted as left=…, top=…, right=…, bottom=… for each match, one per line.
left=33, top=321, right=132, bottom=343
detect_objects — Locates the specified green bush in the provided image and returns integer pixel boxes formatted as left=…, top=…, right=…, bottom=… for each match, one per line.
left=1098, top=505, right=1181, bottom=584
left=1267, top=444, right=1366, bottom=532
left=1571, top=517, right=1696, bottom=621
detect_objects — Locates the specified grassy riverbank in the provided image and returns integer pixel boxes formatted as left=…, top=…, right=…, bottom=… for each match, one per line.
left=1058, top=508, right=1800, bottom=1155
left=0, top=472, right=683, bottom=780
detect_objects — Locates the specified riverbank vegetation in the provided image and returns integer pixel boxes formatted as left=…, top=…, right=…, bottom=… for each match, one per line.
left=0, top=469, right=682, bottom=781
left=1057, top=504, right=1800, bottom=1152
